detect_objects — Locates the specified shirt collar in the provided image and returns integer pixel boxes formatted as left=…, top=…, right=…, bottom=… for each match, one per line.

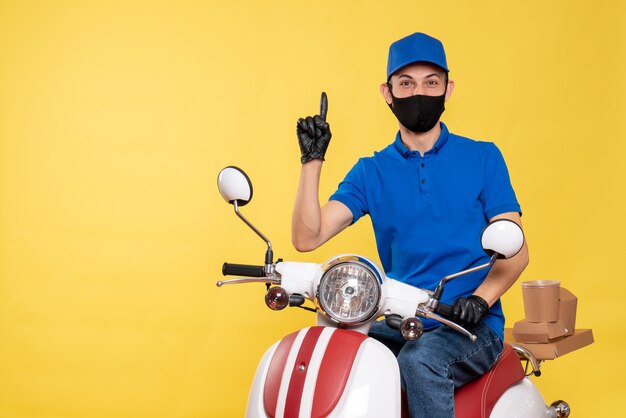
left=393, top=122, right=450, bottom=158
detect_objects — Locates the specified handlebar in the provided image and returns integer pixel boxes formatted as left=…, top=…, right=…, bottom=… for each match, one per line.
left=435, top=302, right=453, bottom=318
left=222, top=262, right=265, bottom=277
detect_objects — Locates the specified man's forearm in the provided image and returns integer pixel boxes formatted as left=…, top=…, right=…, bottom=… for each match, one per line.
left=291, top=160, right=324, bottom=251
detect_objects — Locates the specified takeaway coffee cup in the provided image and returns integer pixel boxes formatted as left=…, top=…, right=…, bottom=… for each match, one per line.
left=521, top=280, right=561, bottom=323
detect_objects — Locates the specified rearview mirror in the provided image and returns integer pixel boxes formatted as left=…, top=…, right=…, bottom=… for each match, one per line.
left=217, top=166, right=253, bottom=206
left=216, top=166, right=273, bottom=267
left=430, top=219, right=525, bottom=308
left=481, top=219, right=524, bottom=259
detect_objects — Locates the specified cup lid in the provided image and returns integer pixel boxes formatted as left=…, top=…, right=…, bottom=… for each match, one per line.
left=521, top=280, right=560, bottom=288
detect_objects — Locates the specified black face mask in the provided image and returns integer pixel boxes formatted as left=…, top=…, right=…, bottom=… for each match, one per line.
left=387, top=87, right=446, bottom=133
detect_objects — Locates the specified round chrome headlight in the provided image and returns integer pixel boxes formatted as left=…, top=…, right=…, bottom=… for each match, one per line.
left=316, top=256, right=382, bottom=325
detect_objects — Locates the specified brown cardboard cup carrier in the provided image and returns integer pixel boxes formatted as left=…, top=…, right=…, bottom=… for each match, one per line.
left=521, top=280, right=560, bottom=323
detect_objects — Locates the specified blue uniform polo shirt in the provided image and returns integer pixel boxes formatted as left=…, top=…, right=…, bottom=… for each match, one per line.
left=329, top=122, right=521, bottom=341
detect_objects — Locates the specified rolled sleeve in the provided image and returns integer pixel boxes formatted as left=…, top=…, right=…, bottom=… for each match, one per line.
left=329, top=160, right=369, bottom=224
left=481, top=143, right=522, bottom=220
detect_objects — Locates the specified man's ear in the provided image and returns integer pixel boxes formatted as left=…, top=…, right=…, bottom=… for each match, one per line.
left=445, top=79, right=455, bottom=101
left=380, top=82, right=393, bottom=105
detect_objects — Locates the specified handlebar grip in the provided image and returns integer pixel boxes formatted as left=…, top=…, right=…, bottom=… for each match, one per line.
left=385, top=314, right=403, bottom=330
left=435, top=302, right=453, bottom=319
left=222, top=263, right=265, bottom=277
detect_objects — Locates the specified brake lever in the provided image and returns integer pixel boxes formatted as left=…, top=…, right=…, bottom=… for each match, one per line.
left=416, top=305, right=477, bottom=342
left=216, top=277, right=281, bottom=287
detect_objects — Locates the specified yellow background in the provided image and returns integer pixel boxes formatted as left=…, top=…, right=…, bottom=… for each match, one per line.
left=1, top=1, right=624, bottom=417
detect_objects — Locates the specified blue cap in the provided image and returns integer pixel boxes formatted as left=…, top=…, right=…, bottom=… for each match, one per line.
left=387, top=32, right=448, bottom=80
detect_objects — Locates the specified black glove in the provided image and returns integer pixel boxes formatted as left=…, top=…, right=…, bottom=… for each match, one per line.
left=451, top=295, right=490, bottom=329
left=297, top=92, right=332, bottom=164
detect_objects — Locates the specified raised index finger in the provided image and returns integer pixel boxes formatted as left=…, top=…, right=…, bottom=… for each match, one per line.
left=319, top=92, right=328, bottom=121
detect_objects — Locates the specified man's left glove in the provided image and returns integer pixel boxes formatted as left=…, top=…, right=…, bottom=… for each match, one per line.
left=451, top=295, right=490, bottom=329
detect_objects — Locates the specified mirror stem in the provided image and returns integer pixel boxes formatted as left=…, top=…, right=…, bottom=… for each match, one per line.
left=440, top=253, right=498, bottom=286
left=233, top=201, right=274, bottom=271
left=431, top=253, right=499, bottom=304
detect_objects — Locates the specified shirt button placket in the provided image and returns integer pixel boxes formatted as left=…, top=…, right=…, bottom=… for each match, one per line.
left=419, top=159, right=430, bottom=201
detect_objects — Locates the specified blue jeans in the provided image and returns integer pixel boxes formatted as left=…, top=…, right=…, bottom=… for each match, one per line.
left=369, top=320, right=503, bottom=418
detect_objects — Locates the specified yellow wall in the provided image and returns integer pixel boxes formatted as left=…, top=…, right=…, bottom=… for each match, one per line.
left=1, top=1, right=624, bottom=417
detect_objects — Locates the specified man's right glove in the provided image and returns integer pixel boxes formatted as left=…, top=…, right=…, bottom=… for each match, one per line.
left=451, top=295, right=490, bottom=329
left=297, top=92, right=332, bottom=164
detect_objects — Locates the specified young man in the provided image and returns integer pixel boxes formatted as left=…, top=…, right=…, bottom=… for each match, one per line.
left=292, top=32, right=528, bottom=418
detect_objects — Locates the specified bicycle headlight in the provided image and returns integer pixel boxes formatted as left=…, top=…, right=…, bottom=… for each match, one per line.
left=316, top=256, right=383, bottom=326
